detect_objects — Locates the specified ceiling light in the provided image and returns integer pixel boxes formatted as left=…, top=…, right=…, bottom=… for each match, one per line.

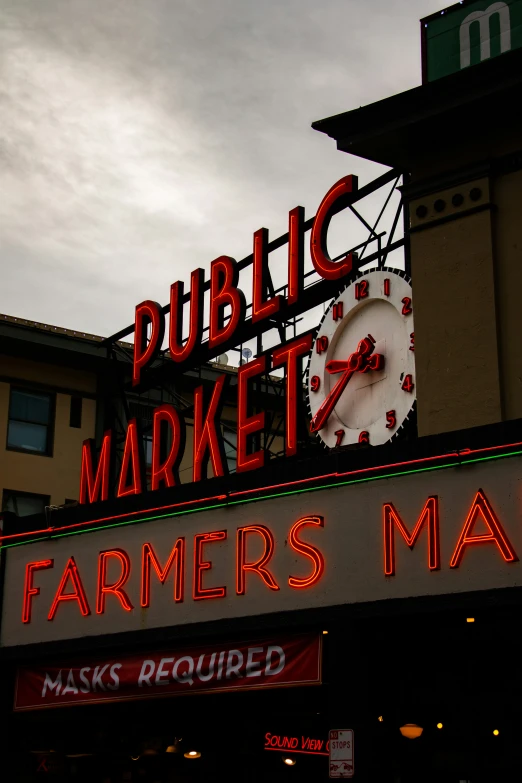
left=493, top=729, right=500, bottom=736
left=378, top=716, right=384, bottom=722
left=184, top=750, right=201, bottom=759
left=466, top=618, right=475, bottom=623
left=437, top=723, right=443, bottom=730
left=283, top=757, right=296, bottom=766
left=322, top=630, right=328, bottom=635
left=400, top=724, right=423, bottom=739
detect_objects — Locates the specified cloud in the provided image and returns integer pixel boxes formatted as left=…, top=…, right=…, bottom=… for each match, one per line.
left=0, top=0, right=449, bottom=336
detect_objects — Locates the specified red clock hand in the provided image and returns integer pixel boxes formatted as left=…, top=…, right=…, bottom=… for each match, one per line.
left=310, top=336, right=376, bottom=433
left=310, top=364, right=357, bottom=433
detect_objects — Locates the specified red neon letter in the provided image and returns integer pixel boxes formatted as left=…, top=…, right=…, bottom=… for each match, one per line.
left=288, top=516, right=325, bottom=589
left=193, top=531, right=227, bottom=600
left=169, top=268, right=204, bottom=364
left=22, top=560, right=53, bottom=624
left=383, top=497, right=440, bottom=576
left=236, top=525, right=279, bottom=595
left=141, top=540, right=185, bottom=607
left=132, top=300, right=165, bottom=387
left=288, top=206, right=305, bottom=307
left=272, top=333, right=313, bottom=456
left=117, top=419, right=145, bottom=498
left=450, top=489, right=518, bottom=568
left=151, top=405, right=186, bottom=491
left=48, top=557, right=91, bottom=620
left=79, top=431, right=112, bottom=505
left=208, top=256, right=245, bottom=351
left=252, top=228, right=282, bottom=323
left=96, top=549, right=134, bottom=614
left=193, top=375, right=227, bottom=482
left=237, top=356, right=266, bottom=473
left=310, top=175, right=358, bottom=280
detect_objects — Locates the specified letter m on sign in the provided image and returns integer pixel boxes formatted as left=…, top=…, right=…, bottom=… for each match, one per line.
left=383, top=497, right=440, bottom=576
left=459, top=2, right=511, bottom=69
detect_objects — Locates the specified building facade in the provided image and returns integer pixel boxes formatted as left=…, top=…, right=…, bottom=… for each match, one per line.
left=2, top=6, right=522, bottom=782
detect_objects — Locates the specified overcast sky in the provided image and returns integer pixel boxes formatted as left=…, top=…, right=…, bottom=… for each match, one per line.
left=0, top=0, right=449, bottom=338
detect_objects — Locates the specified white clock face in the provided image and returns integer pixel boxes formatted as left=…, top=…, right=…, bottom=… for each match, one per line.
left=307, top=268, right=415, bottom=448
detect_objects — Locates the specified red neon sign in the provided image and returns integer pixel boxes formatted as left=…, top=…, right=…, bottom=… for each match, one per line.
left=80, top=172, right=377, bottom=506
left=96, top=549, right=134, bottom=614
left=48, top=557, right=91, bottom=621
left=383, top=497, right=440, bottom=576
left=208, top=256, right=246, bottom=351
left=264, top=733, right=329, bottom=757
left=132, top=300, right=165, bottom=388
left=193, top=531, right=227, bottom=600
left=450, top=489, right=518, bottom=567
left=20, top=518, right=326, bottom=624
left=237, top=356, right=266, bottom=473
left=236, top=525, right=279, bottom=595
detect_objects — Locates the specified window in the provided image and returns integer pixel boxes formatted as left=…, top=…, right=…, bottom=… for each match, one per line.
left=2, top=490, right=50, bottom=517
left=223, top=428, right=237, bottom=473
left=7, top=388, right=53, bottom=455
left=69, top=396, right=83, bottom=428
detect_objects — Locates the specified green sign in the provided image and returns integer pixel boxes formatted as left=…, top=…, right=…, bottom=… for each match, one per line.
left=422, top=0, right=522, bottom=82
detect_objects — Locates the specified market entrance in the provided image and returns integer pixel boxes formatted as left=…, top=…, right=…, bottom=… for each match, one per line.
left=4, top=605, right=522, bottom=782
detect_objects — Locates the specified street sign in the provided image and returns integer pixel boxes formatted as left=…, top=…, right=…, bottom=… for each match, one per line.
left=329, top=729, right=354, bottom=778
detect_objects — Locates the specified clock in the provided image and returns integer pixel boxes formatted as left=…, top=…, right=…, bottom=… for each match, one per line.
left=307, top=268, right=415, bottom=449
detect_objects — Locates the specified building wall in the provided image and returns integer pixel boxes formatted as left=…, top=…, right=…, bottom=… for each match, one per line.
left=409, top=177, right=502, bottom=436
left=408, top=157, right=522, bottom=438
left=0, top=354, right=97, bottom=508
left=491, top=167, right=522, bottom=421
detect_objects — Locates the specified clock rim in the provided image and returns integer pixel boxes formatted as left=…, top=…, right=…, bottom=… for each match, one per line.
left=305, top=266, right=416, bottom=450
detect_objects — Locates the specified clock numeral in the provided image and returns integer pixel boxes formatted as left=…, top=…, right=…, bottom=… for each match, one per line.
left=332, top=302, right=344, bottom=321
left=386, top=410, right=396, bottom=429
left=335, top=429, right=345, bottom=447
left=401, top=296, right=413, bottom=315
left=316, top=336, right=329, bottom=355
left=359, top=431, right=370, bottom=445
left=355, top=280, right=369, bottom=300
left=401, top=374, right=415, bottom=393
left=384, top=278, right=391, bottom=297
left=409, top=332, right=415, bottom=352
left=364, top=353, right=385, bottom=372
left=310, top=375, right=321, bottom=392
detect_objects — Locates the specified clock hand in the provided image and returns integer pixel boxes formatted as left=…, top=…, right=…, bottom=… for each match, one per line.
left=310, top=365, right=356, bottom=433
left=310, top=336, right=377, bottom=433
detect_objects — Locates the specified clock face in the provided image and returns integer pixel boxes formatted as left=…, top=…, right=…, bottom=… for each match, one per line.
left=307, top=268, right=415, bottom=448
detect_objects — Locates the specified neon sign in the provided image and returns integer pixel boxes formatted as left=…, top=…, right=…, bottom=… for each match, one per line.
left=78, top=174, right=362, bottom=506
left=264, top=733, right=329, bottom=757
left=21, top=515, right=326, bottom=624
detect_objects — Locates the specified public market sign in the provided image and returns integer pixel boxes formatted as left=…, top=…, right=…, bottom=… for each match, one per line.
left=13, top=634, right=320, bottom=711
left=421, top=0, right=522, bottom=83
left=77, top=174, right=417, bottom=505
left=2, top=451, right=522, bottom=648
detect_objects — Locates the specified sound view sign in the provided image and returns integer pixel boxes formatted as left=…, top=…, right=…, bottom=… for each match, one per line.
left=421, top=0, right=522, bottom=82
